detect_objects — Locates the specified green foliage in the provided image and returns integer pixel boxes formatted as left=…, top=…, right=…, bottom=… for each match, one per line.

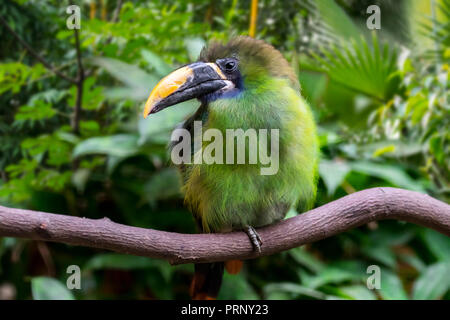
left=31, top=277, right=74, bottom=300
left=0, top=0, right=448, bottom=300
left=73, top=134, right=141, bottom=158
left=314, top=0, right=362, bottom=41
left=412, top=263, right=450, bottom=299
left=312, top=34, right=400, bottom=102
left=0, top=62, right=46, bottom=95
left=84, top=254, right=164, bottom=271
left=421, top=0, right=450, bottom=60
left=15, top=100, right=56, bottom=122
left=378, top=269, right=408, bottom=300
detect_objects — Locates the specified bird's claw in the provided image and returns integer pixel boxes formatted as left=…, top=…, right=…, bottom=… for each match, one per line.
left=245, top=226, right=262, bottom=253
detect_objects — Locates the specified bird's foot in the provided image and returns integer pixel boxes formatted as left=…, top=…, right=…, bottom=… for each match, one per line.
left=245, top=226, right=262, bottom=253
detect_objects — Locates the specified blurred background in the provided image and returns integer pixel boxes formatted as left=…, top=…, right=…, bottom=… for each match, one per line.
left=0, top=0, right=448, bottom=300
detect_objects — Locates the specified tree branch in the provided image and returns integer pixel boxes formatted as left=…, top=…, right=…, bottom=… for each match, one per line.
left=111, top=0, right=123, bottom=23
left=0, top=188, right=449, bottom=265
left=0, top=14, right=77, bottom=84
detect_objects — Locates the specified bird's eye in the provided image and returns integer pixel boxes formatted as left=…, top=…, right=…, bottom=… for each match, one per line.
left=218, top=59, right=237, bottom=73
left=225, top=61, right=235, bottom=71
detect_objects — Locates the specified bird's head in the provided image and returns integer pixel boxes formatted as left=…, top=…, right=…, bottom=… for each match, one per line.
left=143, top=36, right=299, bottom=117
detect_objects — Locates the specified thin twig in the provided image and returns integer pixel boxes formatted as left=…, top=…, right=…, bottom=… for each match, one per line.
left=111, top=0, right=123, bottom=23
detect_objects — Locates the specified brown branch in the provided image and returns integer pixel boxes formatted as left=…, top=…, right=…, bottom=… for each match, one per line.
left=0, top=14, right=77, bottom=84
left=111, top=0, right=123, bottom=23
left=0, top=188, right=449, bottom=265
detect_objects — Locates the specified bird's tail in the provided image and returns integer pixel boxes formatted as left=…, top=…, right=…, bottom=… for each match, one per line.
left=190, top=262, right=224, bottom=300
left=190, top=260, right=243, bottom=300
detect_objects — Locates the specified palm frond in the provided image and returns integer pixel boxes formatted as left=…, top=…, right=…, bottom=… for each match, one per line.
left=420, top=0, right=450, bottom=62
left=292, top=0, right=362, bottom=54
left=312, top=33, right=400, bottom=102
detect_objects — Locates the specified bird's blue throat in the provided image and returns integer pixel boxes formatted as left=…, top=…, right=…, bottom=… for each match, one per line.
left=201, top=74, right=244, bottom=104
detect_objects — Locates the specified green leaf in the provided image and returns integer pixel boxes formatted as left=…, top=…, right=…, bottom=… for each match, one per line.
left=21, top=135, right=71, bottom=166
left=314, top=0, right=361, bottom=42
left=284, top=207, right=298, bottom=219
left=302, top=266, right=362, bottom=289
left=350, top=161, right=425, bottom=192
left=218, top=272, right=259, bottom=300
left=184, top=37, right=206, bottom=61
left=84, top=254, right=160, bottom=271
left=359, top=141, right=423, bottom=158
left=289, top=247, right=325, bottom=273
left=264, top=283, right=340, bottom=300
left=313, top=34, right=399, bottom=101
left=298, top=72, right=328, bottom=107
left=31, top=277, right=74, bottom=300
left=361, top=245, right=396, bottom=268
left=398, top=253, right=426, bottom=273
left=73, top=134, right=140, bottom=158
left=373, top=144, right=396, bottom=157
left=301, top=263, right=365, bottom=289
left=422, top=229, right=450, bottom=262
left=79, top=120, right=100, bottom=137
left=264, top=292, right=293, bottom=300
left=93, top=57, right=158, bottom=100
left=68, top=78, right=104, bottom=111
left=71, top=168, right=91, bottom=193
left=144, top=168, right=181, bottom=205
left=138, top=100, right=197, bottom=144
left=412, top=262, right=450, bottom=300
left=93, top=57, right=158, bottom=89
left=429, top=133, right=445, bottom=166
left=365, top=223, right=415, bottom=247
left=29, top=89, right=67, bottom=105
left=319, top=159, right=351, bottom=195
left=379, top=269, right=408, bottom=300
left=141, top=49, right=172, bottom=77
left=15, top=100, right=56, bottom=122
left=335, top=285, right=377, bottom=300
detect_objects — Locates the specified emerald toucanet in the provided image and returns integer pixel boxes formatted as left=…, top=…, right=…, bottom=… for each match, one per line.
left=143, top=37, right=319, bottom=299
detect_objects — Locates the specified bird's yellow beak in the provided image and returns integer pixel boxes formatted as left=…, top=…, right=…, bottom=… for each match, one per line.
left=143, top=62, right=228, bottom=118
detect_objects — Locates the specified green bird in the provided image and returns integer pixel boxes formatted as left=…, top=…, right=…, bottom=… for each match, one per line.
left=143, top=36, right=319, bottom=299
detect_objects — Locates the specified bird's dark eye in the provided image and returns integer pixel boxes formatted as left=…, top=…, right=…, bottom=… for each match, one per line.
left=225, top=61, right=235, bottom=71
left=217, top=58, right=238, bottom=73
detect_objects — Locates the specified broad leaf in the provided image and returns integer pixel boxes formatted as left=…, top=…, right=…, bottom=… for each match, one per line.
left=379, top=269, right=408, bottom=300
left=73, top=134, right=140, bottom=158
left=350, top=161, right=425, bottom=192
left=264, top=283, right=340, bottom=300
left=141, top=49, right=172, bottom=77
left=85, top=254, right=160, bottom=271
left=422, top=229, right=450, bottom=262
left=313, top=34, right=399, bottom=101
left=31, top=277, right=74, bottom=300
left=335, top=285, right=377, bottom=300
left=412, top=262, right=450, bottom=300
left=319, top=159, right=351, bottom=195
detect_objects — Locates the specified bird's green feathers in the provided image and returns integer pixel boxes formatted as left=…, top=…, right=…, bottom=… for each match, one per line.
left=178, top=37, right=319, bottom=232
